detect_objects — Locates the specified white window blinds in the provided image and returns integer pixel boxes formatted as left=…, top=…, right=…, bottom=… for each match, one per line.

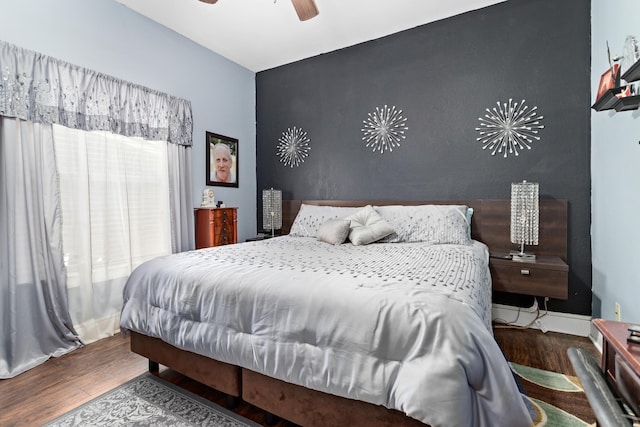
left=53, top=124, right=171, bottom=341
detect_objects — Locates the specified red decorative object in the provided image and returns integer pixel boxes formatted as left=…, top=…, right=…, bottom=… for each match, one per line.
left=595, top=63, right=620, bottom=103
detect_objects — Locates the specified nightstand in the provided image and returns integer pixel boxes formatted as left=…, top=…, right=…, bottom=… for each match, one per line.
left=194, top=207, right=238, bottom=249
left=489, top=255, right=568, bottom=299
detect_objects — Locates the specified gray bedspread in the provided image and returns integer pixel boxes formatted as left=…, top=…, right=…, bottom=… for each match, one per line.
left=120, top=236, right=532, bottom=427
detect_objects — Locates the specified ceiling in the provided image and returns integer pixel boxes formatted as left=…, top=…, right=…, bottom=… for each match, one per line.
left=114, top=0, right=506, bottom=72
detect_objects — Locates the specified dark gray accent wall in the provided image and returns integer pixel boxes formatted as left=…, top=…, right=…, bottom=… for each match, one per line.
left=256, top=0, right=591, bottom=316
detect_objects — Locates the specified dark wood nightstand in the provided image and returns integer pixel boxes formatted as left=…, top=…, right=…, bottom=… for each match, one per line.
left=489, top=255, right=568, bottom=299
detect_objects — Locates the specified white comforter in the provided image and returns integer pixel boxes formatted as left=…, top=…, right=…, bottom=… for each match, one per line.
left=120, top=237, right=532, bottom=427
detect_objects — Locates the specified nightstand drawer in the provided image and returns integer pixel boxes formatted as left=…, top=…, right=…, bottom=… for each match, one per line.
left=212, top=208, right=232, bottom=220
left=490, top=258, right=568, bottom=299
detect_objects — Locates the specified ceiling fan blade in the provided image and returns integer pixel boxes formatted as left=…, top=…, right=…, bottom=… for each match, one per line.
left=199, top=0, right=218, bottom=3
left=291, top=0, right=319, bottom=21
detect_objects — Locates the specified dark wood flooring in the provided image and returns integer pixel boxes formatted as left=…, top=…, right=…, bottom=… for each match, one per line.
left=0, top=328, right=599, bottom=427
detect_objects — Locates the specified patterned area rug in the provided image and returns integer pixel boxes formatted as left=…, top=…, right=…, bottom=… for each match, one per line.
left=512, top=363, right=596, bottom=427
left=43, top=373, right=260, bottom=427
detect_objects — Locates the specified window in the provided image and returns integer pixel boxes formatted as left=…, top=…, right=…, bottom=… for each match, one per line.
left=53, top=125, right=171, bottom=341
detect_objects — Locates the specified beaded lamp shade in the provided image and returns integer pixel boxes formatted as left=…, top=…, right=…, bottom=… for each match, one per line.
left=262, top=188, right=282, bottom=237
left=510, top=181, right=539, bottom=261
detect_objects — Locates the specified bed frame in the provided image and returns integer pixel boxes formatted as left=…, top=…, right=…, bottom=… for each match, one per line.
left=129, top=199, right=568, bottom=427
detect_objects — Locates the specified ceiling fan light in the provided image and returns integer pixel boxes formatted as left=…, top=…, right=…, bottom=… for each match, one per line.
left=291, top=0, right=319, bottom=21
left=199, top=0, right=218, bottom=3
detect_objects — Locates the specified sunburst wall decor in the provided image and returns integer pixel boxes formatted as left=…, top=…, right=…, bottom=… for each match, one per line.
left=475, top=99, right=544, bottom=158
left=277, top=126, right=311, bottom=168
left=361, top=105, right=408, bottom=154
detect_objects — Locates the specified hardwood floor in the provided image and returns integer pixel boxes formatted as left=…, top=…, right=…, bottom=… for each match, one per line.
left=494, top=326, right=601, bottom=374
left=0, top=328, right=598, bottom=427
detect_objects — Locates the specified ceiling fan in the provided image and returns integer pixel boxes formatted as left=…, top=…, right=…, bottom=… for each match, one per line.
left=198, top=0, right=319, bottom=21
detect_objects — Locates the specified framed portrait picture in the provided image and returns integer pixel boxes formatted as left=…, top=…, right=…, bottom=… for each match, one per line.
left=595, top=63, right=620, bottom=103
left=206, top=131, right=238, bottom=188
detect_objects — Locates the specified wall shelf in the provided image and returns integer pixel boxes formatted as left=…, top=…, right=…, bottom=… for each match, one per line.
left=621, top=58, right=640, bottom=83
left=592, top=88, right=625, bottom=111
left=592, top=87, right=640, bottom=112
left=593, top=58, right=640, bottom=112
left=614, top=95, right=640, bottom=111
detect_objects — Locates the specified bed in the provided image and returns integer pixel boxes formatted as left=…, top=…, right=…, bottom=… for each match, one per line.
left=120, top=199, right=566, bottom=427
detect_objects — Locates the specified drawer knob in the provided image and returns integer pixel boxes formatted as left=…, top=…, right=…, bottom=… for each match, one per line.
left=520, top=269, right=530, bottom=276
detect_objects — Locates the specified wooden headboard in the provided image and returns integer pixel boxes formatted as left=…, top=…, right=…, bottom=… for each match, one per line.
left=282, top=199, right=568, bottom=260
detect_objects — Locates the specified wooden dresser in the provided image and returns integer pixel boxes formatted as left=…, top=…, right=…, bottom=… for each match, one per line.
left=194, top=207, right=238, bottom=249
left=593, top=319, right=640, bottom=418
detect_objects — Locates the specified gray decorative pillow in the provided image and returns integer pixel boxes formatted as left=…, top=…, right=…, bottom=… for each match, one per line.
left=345, top=205, right=395, bottom=245
left=375, top=204, right=471, bottom=245
left=289, top=204, right=362, bottom=237
left=316, top=219, right=351, bottom=245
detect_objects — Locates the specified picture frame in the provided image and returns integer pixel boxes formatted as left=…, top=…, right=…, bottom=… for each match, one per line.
left=595, top=63, right=620, bottom=102
left=206, top=131, right=239, bottom=188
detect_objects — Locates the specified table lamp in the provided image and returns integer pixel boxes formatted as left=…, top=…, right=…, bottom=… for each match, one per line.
left=262, top=188, right=282, bottom=237
left=510, top=180, right=539, bottom=261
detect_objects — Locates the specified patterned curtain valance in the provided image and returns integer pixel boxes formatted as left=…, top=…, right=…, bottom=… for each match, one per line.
left=0, top=40, right=192, bottom=146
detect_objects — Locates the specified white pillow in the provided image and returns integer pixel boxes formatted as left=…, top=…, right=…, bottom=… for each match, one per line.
left=316, top=219, right=351, bottom=245
left=344, top=205, right=395, bottom=245
left=375, top=204, right=471, bottom=245
left=289, top=204, right=362, bottom=237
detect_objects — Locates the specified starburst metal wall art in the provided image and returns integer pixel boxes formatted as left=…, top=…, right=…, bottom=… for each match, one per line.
left=475, top=99, right=544, bottom=158
left=277, top=126, right=311, bottom=168
left=361, top=105, right=408, bottom=154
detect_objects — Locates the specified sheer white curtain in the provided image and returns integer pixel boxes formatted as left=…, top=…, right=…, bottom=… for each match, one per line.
left=0, top=117, right=80, bottom=378
left=53, top=125, right=172, bottom=343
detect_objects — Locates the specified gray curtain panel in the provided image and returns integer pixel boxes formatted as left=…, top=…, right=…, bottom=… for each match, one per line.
left=168, top=143, right=195, bottom=253
left=0, top=116, right=81, bottom=378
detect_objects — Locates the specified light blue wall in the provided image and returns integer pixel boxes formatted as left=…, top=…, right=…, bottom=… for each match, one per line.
left=0, top=0, right=257, bottom=242
left=591, top=0, right=640, bottom=324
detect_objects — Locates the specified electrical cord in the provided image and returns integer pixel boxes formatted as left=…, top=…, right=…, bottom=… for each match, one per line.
left=493, top=306, right=523, bottom=326
left=493, top=297, right=549, bottom=330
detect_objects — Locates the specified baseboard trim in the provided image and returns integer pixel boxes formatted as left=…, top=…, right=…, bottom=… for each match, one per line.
left=589, top=324, right=603, bottom=353
left=492, top=303, right=592, bottom=337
